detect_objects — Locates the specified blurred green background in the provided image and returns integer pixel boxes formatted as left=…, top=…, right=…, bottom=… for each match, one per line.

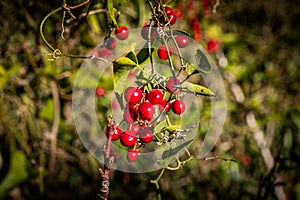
left=0, top=0, right=300, bottom=199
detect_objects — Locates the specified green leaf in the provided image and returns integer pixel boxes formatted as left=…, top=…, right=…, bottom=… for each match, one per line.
left=158, top=139, right=194, bottom=166
left=114, top=56, right=137, bottom=66
left=185, top=63, right=199, bottom=76
left=107, top=0, right=117, bottom=26
left=113, top=0, right=130, bottom=10
left=195, top=49, right=212, bottom=73
left=39, top=99, right=54, bottom=121
left=113, top=57, right=137, bottom=95
left=182, top=81, right=215, bottom=96
left=0, top=150, right=28, bottom=199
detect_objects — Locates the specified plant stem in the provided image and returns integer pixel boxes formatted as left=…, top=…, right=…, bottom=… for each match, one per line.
left=150, top=167, right=166, bottom=200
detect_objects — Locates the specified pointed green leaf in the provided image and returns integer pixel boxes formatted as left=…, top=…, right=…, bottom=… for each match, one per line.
left=107, top=0, right=117, bottom=26
left=113, top=57, right=138, bottom=95
left=185, top=63, right=199, bottom=76
left=195, top=49, right=212, bottom=73
left=182, top=82, right=215, bottom=96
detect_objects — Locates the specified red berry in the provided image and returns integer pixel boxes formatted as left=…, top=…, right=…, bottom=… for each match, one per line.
left=166, top=77, right=181, bottom=94
left=175, top=35, right=189, bottom=48
left=158, top=45, right=172, bottom=60
left=141, top=25, right=157, bottom=41
left=96, top=87, right=105, bottom=97
left=164, top=7, right=177, bottom=25
left=115, top=26, right=129, bottom=40
left=138, top=102, right=154, bottom=121
left=123, top=108, right=138, bottom=123
left=166, top=12, right=177, bottom=25
left=146, top=89, right=163, bottom=105
left=127, top=149, right=139, bottom=162
left=164, top=7, right=173, bottom=14
left=130, top=124, right=140, bottom=134
left=159, top=99, right=171, bottom=113
left=139, top=128, right=153, bottom=143
left=104, top=37, right=117, bottom=50
left=124, top=87, right=143, bottom=104
left=105, top=126, right=122, bottom=141
left=206, top=39, right=220, bottom=53
left=120, top=131, right=137, bottom=147
left=172, top=99, right=186, bottom=115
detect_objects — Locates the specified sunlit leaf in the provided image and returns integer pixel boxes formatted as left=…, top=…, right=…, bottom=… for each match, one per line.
left=181, top=81, right=215, bottom=96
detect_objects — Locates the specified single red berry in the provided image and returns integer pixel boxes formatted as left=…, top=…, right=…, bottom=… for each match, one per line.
left=104, top=37, right=117, bottom=50
left=172, top=99, right=186, bottom=115
left=123, top=108, right=138, bottom=123
left=206, top=39, right=220, bottom=53
left=139, top=128, right=153, bottom=143
left=130, top=124, right=140, bottom=134
left=146, top=89, right=163, bottom=105
left=141, top=25, right=157, bottom=41
left=159, top=99, right=171, bottom=113
left=166, top=12, right=177, bottom=25
left=120, top=131, right=137, bottom=147
left=158, top=45, right=172, bottom=60
left=166, top=77, right=181, bottom=94
left=164, top=7, right=173, bottom=14
left=96, top=87, right=105, bottom=97
left=127, top=149, right=139, bottom=162
left=138, top=102, right=154, bottom=121
left=124, top=87, right=143, bottom=104
left=175, top=35, right=189, bottom=48
left=115, top=26, right=129, bottom=40
left=105, top=126, right=122, bottom=141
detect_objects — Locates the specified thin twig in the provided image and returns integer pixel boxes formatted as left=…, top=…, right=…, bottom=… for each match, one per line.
left=48, top=80, right=60, bottom=174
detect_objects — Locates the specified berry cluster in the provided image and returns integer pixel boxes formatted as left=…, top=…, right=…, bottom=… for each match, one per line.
left=101, top=3, right=206, bottom=163
left=105, top=75, right=187, bottom=162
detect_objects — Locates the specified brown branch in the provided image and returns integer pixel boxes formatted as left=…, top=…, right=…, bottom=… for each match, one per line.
left=99, top=116, right=115, bottom=200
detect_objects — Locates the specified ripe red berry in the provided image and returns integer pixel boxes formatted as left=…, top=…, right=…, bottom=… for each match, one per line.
left=164, top=7, right=177, bottom=25
left=95, top=87, right=105, bottom=97
left=115, top=26, right=129, bottom=40
left=166, top=12, right=177, bottom=25
left=175, top=35, right=189, bottom=48
left=206, top=39, right=220, bottom=53
left=105, top=126, right=122, bottom=141
left=104, top=37, right=117, bottom=50
left=139, top=128, right=153, bottom=143
left=124, top=87, right=143, bottom=104
left=138, top=102, right=154, bottom=121
left=164, top=7, right=173, bottom=14
left=120, top=131, right=137, bottom=147
left=159, top=99, right=171, bottom=113
left=172, top=99, right=186, bottom=115
left=158, top=45, right=172, bottom=60
left=130, top=124, right=140, bottom=134
left=123, top=108, right=138, bottom=123
left=166, top=77, right=181, bottom=94
left=146, top=89, right=163, bottom=105
left=141, top=25, right=157, bottom=41
left=127, top=149, right=139, bottom=162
